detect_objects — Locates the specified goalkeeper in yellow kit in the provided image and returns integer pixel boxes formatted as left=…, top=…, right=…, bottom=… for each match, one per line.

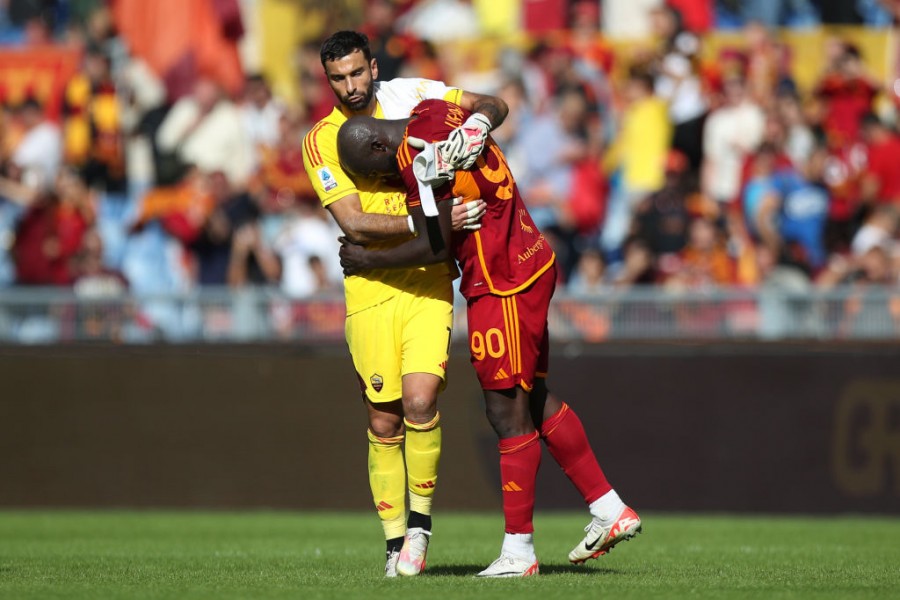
left=302, top=30, right=506, bottom=577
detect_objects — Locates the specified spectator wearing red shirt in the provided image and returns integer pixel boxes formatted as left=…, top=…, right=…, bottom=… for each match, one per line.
left=666, top=0, right=714, bottom=32
left=13, top=169, right=94, bottom=285
left=821, top=137, right=867, bottom=253
left=814, top=43, right=880, bottom=146
left=860, top=112, right=900, bottom=207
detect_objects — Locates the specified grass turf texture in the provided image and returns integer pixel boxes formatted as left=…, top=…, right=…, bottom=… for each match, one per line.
left=1, top=512, right=898, bottom=599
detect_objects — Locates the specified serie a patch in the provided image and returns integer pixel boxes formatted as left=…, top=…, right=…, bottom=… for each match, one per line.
left=317, top=166, right=338, bottom=191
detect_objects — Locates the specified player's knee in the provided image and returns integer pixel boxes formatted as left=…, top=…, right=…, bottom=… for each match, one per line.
left=484, top=392, right=532, bottom=438
left=401, top=374, right=441, bottom=423
left=487, top=415, right=533, bottom=439
left=369, top=413, right=404, bottom=438
left=402, top=394, right=438, bottom=424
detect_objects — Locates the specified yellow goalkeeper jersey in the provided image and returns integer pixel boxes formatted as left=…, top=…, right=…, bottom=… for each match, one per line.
left=303, top=78, right=463, bottom=315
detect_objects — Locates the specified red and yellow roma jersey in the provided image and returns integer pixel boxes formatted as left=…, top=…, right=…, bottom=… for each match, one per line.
left=399, top=99, right=555, bottom=299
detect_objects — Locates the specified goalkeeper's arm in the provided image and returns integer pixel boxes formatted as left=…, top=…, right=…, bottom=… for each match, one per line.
left=443, top=92, right=509, bottom=170
left=338, top=200, right=454, bottom=275
left=459, top=91, right=509, bottom=132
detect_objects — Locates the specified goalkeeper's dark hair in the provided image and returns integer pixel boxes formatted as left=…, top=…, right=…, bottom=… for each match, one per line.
left=320, top=31, right=372, bottom=66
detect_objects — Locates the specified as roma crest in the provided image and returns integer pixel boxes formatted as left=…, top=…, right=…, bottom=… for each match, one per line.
left=370, top=373, right=384, bottom=392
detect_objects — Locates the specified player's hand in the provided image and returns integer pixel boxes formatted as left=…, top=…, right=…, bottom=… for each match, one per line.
left=444, top=113, right=491, bottom=170
left=338, top=236, right=369, bottom=276
left=451, top=196, right=485, bottom=231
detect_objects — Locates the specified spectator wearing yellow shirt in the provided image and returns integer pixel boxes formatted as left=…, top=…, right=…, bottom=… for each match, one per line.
left=601, top=69, right=672, bottom=256
left=63, top=47, right=125, bottom=192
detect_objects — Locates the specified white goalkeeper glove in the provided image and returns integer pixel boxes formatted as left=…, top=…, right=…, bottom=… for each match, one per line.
left=443, top=113, right=491, bottom=170
left=407, top=136, right=455, bottom=185
left=406, top=135, right=455, bottom=217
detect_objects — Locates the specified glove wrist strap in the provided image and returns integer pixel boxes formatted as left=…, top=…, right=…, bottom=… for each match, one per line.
left=471, top=112, right=492, bottom=132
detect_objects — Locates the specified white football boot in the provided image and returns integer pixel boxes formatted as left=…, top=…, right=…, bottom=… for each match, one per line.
left=568, top=506, right=642, bottom=564
left=396, top=528, right=430, bottom=576
left=385, top=548, right=401, bottom=577
left=476, top=552, right=539, bottom=578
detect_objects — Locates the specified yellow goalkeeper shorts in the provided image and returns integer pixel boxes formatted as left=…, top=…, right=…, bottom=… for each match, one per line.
left=346, top=283, right=453, bottom=403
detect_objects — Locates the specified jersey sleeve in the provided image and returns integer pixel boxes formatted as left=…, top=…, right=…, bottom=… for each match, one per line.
left=442, top=87, right=463, bottom=105
left=398, top=142, right=422, bottom=210
left=406, top=78, right=462, bottom=106
left=385, top=77, right=462, bottom=106
left=302, top=121, right=357, bottom=208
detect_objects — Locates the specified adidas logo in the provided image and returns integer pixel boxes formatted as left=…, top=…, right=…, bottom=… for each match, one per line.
left=502, top=481, right=523, bottom=492
left=376, top=501, right=394, bottom=512
left=494, top=368, right=508, bottom=380
left=415, top=481, right=435, bottom=489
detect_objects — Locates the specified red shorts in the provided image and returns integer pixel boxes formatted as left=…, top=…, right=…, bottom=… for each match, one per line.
left=466, top=263, right=557, bottom=391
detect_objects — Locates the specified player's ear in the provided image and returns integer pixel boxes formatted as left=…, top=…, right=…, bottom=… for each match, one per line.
left=370, top=58, right=379, bottom=80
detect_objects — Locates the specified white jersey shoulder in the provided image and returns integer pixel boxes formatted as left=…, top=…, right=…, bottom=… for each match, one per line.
left=374, top=78, right=458, bottom=119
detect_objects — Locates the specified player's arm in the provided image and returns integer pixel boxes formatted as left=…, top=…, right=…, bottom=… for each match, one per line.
left=302, top=125, right=413, bottom=245
left=427, top=79, right=507, bottom=131
left=338, top=124, right=464, bottom=273
left=458, top=91, right=509, bottom=131
left=327, top=190, right=482, bottom=245
left=304, top=118, right=483, bottom=245
left=441, top=91, right=509, bottom=170
left=327, top=192, right=413, bottom=245
left=339, top=197, right=453, bottom=274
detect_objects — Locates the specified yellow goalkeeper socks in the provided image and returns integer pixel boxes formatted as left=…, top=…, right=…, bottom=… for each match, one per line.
left=367, top=429, right=407, bottom=540
left=404, top=412, right=441, bottom=517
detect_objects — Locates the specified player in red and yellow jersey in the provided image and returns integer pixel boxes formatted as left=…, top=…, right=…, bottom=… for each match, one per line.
left=337, top=99, right=641, bottom=577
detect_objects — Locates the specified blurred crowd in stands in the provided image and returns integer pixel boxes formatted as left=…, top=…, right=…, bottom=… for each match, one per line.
left=1, top=0, right=900, bottom=321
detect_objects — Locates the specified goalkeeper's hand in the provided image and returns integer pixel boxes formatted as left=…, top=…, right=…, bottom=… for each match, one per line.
left=443, top=113, right=491, bottom=170
left=451, top=196, right=485, bottom=231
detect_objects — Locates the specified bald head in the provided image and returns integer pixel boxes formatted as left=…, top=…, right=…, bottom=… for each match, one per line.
left=337, top=116, right=408, bottom=181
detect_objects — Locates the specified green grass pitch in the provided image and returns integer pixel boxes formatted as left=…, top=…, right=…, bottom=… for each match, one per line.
left=1, top=511, right=899, bottom=599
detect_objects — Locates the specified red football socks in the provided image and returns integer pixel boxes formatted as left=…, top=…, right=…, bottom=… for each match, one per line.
left=498, top=432, right=541, bottom=534
left=541, top=403, right=612, bottom=504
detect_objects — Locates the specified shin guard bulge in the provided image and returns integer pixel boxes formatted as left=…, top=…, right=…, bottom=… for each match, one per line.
left=368, top=429, right=407, bottom=540
left=541, top=403, right=612, bottom=504
left=499, top=432, right=541, bottom=534
left=404, top=412, right=442, bottom=515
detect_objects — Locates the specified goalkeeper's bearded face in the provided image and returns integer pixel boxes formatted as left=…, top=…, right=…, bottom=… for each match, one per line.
left=324, top=50, right=377, bottom=113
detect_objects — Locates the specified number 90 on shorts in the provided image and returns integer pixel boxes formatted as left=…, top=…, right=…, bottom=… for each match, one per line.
left=470, top=328, right=506, bottom=361
left=466, top=275, right=553, bottom=392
